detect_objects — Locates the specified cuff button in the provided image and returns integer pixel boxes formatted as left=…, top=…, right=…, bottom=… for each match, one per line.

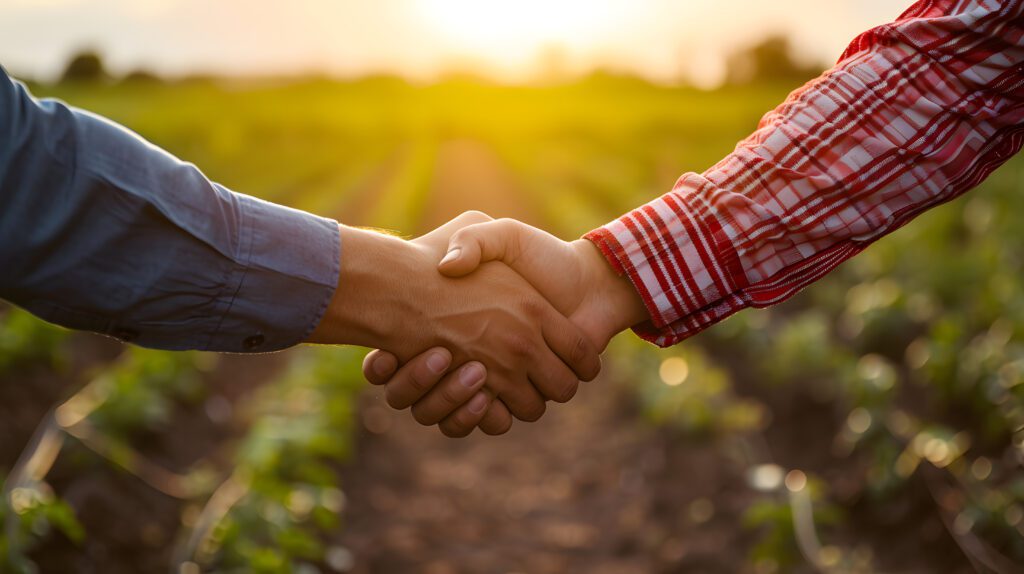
left=243, top=333, right=265, bottom=350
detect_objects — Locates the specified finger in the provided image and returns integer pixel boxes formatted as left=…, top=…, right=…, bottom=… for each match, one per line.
left=496, top=374, right=547, bottom=422
left=383, top=348, right=453, bottom=410
left=362, top=350, right=399, bottom=385
left=417, top=210, right=494, bottom=244
left=541, top=308, right=602, bottom=382
left=527, top=350, right=581, bottom=404
left=438, top=391, right=492, bottom=438
left=438, top=219, right=525, bottom=277
left=411, top=362, right=487, bottom=426
left=478, top=398, right=513, bottom=435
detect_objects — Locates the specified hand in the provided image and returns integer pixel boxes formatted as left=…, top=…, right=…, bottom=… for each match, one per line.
left=308, top=212, right=603, bottom=431
left=439, top=217, right=649, bottom=349
left=363, top=213, right=648, bottom=436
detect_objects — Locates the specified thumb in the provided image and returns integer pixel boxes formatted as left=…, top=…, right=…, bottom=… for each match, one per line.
left=438, top=219, right=521, bottom=277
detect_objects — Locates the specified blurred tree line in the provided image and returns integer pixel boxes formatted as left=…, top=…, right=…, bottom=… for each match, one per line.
left=725, top=35, right=824, bottom=86
left=57, top=35, right=823, bottom=88
left=59, top=50, right=159, bottom=85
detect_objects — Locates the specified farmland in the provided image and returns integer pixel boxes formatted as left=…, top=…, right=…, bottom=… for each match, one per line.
left=2, top=75, right=1022, bottom=572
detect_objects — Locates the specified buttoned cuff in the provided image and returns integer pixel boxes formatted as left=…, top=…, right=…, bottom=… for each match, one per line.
left=207, top=194, right=340, bottom=353
left=583, top=176, right=748, bottom=348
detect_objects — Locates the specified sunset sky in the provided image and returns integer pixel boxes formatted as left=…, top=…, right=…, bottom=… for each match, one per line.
left=1, top=0, right=903, bottom=86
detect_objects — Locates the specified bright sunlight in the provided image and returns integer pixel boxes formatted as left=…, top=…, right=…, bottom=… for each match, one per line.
left=416, top=0, right=625, bottom=55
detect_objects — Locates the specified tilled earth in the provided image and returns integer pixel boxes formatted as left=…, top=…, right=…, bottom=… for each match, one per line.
left=336, top=375, right=757, bottom=574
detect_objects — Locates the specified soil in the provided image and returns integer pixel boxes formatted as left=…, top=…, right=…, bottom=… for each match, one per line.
left=0, top=335, right=289, bottom=574
left=0, top=138, right=983, bottom=573
left=330, top=140, right=976, bottom=574
left=337, top=376, right=756, bottom=574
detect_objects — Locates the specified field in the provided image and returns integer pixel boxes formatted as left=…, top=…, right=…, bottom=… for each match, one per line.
left=2, top=75, right=1023, bottom=573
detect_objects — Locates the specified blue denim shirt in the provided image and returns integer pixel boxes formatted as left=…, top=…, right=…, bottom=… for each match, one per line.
left=0, top=68, right=340, bottom=353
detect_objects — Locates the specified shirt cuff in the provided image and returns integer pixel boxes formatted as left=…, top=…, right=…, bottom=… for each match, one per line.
left=208, top=193, right=340, bottom=353
left=583, top=174, right=747, bottom=348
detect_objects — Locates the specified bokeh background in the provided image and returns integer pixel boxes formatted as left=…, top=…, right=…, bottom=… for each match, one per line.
left=2, top=1, right=1023, bottom=573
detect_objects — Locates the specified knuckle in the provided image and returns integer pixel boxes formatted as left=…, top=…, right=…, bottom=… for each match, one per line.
left=495, top=218, right=521, bottom=233
left=572, top=337, right=600, bottom=382
left=409, top=369, right=434, bottom=392
left=438, top=385, right=463, bottom=406
left=514, top=341, right=535, bottom=359
left=449, top=227, right=470, bottom=244
left=572, top=335, right=589, bottom=365
left=440, top=421, right=471, bottom=438
left=496, top=219, right=524, bottom=262
left=520, top=298, right=545, bottom=319
left=554, top=378, right=579, bottom=404
left=440, top=414, right=474, bottom=438
left=483, top=418, right=512, bottom=435
left=517, top=399, right=546, bottom=422
left=505, top=333, right=535, bottom=359
left=461, top=210, right=492, bottom=223
left=384, top=387, right=408, bottom=410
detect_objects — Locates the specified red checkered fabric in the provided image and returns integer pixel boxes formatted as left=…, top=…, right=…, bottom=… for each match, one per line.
left=585, top=0, right=1024, bottom=347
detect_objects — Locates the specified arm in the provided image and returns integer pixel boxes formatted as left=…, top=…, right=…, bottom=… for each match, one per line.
left=0, top=69, right=601, bottom=424
left=366, top=0, right=1024, bottom=434
left=587, top=0, right=1024, bottom=346
left=0, top=67, right=339, bottom=352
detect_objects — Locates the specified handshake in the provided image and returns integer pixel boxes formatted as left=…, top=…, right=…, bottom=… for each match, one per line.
left=307, top=211, right=649, bottom=437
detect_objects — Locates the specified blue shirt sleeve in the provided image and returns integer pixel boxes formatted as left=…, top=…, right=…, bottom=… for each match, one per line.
left=0, top=67, right=341, bottom=353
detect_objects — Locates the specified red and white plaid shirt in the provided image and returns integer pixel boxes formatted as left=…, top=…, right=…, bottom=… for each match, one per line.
left=585, top=0, right=1024, bottom=347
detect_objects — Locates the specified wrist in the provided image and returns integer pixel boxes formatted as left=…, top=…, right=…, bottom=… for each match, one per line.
left=573, top=239, right=649, bottom=338
left=307, top=226, right=420, bottom=348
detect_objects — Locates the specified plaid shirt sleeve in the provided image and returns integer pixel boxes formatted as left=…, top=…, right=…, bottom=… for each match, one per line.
left=584, top=0, right=1024, bottom=347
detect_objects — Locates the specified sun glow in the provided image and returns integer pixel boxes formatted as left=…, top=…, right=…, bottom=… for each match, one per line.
left=417, top=0, right=623, bottom=62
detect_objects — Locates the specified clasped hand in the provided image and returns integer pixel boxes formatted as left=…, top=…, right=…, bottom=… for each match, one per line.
left=352, top=211, right=648, bottom=437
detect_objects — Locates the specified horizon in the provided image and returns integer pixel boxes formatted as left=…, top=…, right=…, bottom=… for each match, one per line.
left=1, top=0, right=902, bottom=88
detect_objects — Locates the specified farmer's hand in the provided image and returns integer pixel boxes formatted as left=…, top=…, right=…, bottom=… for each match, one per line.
left=362, top=213, right=648, bottom=436
left=310, top=212, right=602, bottom=430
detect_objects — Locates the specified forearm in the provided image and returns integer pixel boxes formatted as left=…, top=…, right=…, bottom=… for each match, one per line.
left=307, top=226, right=424, bottom=352
left=586, top=0, right=1024, bottom=347
left=0, top=68, right=339, bottom=352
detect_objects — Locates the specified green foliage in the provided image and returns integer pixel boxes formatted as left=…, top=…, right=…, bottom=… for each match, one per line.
left=0, top=308, right=68, bottom=374
left=678, top=161, right=1024, bottom=565
left=197, top=348, right=364, bottom=572
left=742, top=476, right=842, bottom=570
left=1, top=480, right=85, bottom=573
left=612, top=336, right=766, bottom=434
left=84, top=349, right=213, bottom=434
left=12, top=74, right=1024, bottom=570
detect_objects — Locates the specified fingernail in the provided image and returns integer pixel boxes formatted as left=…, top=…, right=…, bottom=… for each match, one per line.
left=426, top=352, right=450, bottom=374
left=459, top=363, right=484, bottom=388
left=373, top=354, right=395, bottom=377
left=439, top=247, right=461, bottom=267
left=468, top=392, right=488, bottom=414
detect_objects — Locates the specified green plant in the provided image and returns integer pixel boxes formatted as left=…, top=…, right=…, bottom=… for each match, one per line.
left=181, top=347, right=364, bottom=573
left=0, top=308, right=68, bottom=374
left=1, top=478, right=84, bottom=574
